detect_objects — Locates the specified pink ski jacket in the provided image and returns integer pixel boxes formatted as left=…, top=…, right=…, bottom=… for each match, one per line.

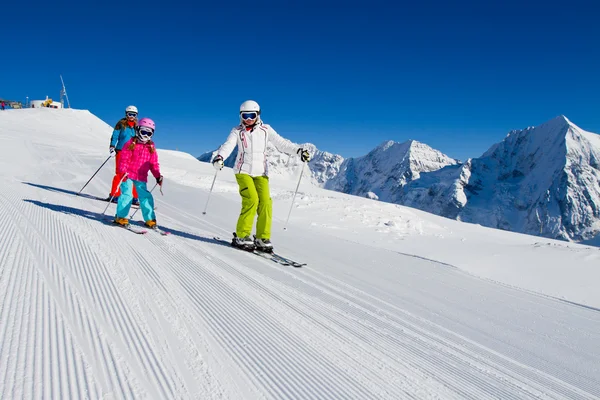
left=118, top=138, right=161, bottom=182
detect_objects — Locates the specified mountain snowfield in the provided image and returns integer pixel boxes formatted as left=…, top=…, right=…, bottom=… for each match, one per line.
left=324, top=140, right=459, bottom=202
left=400, top=116, right=600, bottom=244
left=1, top=108, right=600, bottom=399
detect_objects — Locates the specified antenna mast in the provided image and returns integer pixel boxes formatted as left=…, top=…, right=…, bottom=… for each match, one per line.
left=60, top=75, right=71, bottom=108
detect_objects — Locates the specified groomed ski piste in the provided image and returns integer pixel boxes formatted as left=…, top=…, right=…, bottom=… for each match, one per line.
left=1, top=108, right=599, bottom=399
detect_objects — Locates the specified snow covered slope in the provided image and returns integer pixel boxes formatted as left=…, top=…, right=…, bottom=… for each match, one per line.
left=401, top=116, right=600, bottom=243
left=1, top=108, right=600, bottom=399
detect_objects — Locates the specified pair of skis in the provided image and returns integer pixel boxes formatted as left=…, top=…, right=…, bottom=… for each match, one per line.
left=106, top=220, right=305, bottom=267
left=107, top=219, right=170, bottom=236
left=213, top=237, right=306, bottom=268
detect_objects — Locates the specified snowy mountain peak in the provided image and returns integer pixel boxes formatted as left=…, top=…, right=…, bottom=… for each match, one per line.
left=370, top=139, right=411, bottom=157
left=551, top=114, right=572, bottom=125
left=371, top=139, right=450, bottom=163
left=325, top=139, right=458, bottom=201
left=377, top=139, right=403, bottom=151
left=537, top=114, right=573, bottom=134
left=400, top=115, right=600, bottom=243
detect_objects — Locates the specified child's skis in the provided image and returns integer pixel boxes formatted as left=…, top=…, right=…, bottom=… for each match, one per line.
left=148, top=226, right=170, bottom=236
left=106, top=219, right=148, bottom=234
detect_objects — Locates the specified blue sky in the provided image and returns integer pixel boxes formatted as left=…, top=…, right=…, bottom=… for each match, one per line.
left=2, top=1, right=599, bottom=161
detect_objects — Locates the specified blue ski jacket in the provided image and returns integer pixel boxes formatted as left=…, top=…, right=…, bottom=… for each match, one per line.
left=110, top=118, right=136, bottom=150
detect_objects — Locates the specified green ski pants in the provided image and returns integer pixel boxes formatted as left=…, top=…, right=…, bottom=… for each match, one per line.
left=235, top=174, right=272, bottom=239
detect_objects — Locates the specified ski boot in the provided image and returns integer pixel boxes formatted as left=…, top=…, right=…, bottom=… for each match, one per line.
left=144, top=219, right=157, bottom=229
left=114, top=217, right=129, bottom=227
left=132, top=198, right=140, bottom=206
left=232, top=233, right=255, bottom=251
left=254, top=237, right=274, bottom=253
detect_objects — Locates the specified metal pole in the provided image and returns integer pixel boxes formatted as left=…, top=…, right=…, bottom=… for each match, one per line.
left=202, top=170, right=219, bottom=215
left=60, top=75, right=70, bottom=108
left=77, top=155, right=112, bottom=196
left=102, top=174, right=128, bottom=216
left=284, top=162, right=306, bottom=230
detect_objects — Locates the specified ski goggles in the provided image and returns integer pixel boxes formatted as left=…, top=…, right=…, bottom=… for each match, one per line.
left=137, top=126, right=154, bottom=137
left=241, top=112, right=258, bottom=120
left=126, top=112, right=138, bottom=117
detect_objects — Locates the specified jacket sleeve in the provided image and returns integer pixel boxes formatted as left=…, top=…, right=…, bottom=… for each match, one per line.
left=215, top=127, right=239, bottom=161
left=110, top=127, right=120, bottom=148
left=118, top=140, right=132, bottom=175
left=150, top=148, right=161, bottom=179
left=268, top=125, right=300, bottom=155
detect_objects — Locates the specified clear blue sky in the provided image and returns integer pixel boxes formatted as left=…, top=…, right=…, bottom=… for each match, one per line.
left=2, top=1, right=599, bottom=161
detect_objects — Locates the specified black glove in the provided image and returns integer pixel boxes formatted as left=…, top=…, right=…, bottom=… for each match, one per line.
left=297, top=148, right=311, bottom=163
left=156, top=175, right=163, bottom=185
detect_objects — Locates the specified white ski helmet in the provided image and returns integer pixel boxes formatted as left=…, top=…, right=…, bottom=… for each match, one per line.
left=240, top=100, right=260, bottom=114
left=125, top=105, right=138, bottom=114
left=239, top=100, right=261, bottom=124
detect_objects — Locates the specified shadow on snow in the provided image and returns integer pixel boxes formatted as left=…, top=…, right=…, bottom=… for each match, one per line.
left=23, top=199, right=230, bottom=248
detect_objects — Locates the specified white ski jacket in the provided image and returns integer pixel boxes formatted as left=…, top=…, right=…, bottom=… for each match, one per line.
left=216, top=123, right=300, bottom=177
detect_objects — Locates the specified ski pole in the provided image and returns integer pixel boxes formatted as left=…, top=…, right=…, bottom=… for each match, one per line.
left=102, top=173, right=128, bottom=216
left=77, top=155, right=112, bottom=195
left=130, top=183, right=158, bottom=219
left=284, top=162, right=306, bottom=230
left=202, top=170, right=219, bottom=215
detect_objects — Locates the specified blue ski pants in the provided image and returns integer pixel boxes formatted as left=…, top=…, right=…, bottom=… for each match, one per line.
left=115, top=179, right=156, bottom=222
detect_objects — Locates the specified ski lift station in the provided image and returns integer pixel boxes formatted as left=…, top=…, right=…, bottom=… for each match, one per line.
left=26, top=76, right=71, bottom=109
left=30, top=96, right=63, bottom=109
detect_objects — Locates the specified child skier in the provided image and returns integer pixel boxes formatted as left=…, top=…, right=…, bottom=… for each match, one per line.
left=212, top=100, right=310, bottom=252
left=108, top=105, right=139, bottom=204
left=113, top=118, right=163, bottom=229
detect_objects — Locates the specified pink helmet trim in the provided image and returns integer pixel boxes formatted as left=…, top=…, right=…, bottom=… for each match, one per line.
left=138, top=118, right=155, bottom=130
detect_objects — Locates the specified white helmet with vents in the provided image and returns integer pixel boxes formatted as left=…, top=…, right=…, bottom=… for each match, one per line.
left=125, top=105, right=138, bottom=114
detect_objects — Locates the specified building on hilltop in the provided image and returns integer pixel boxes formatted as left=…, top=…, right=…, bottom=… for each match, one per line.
left=30, top=96, right=63, bottom=109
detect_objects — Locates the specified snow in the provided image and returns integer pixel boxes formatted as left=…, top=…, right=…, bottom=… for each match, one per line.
left=325, top=139, right=459, bottom=202
left=1, top=108, right=600, bottom=399
left=400, top=116, right=600, bottom=244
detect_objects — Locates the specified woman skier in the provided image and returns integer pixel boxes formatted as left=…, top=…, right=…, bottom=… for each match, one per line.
left=212, top=100, right=310, bottom=252
left=113, top=117, right=163, bottom=229
left=108, top=105, right=139, bottom=204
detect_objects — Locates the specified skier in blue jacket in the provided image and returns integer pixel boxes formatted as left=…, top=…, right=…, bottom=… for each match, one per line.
left=108, top=105, right=139, bottom=203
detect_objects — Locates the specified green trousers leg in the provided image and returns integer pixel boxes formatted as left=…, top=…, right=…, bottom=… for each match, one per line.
left=235, top=174, right=272, bottom=239
left=253, top=176, right=272, bottom=239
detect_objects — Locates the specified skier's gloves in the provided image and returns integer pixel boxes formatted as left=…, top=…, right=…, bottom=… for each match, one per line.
left=213, top=155, right=224, bottom=170
left=297, top=148, right=311, bottom=163
left=109, top=146, right=116, bottom=157
left=156, top=175, right=163, bottom=186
